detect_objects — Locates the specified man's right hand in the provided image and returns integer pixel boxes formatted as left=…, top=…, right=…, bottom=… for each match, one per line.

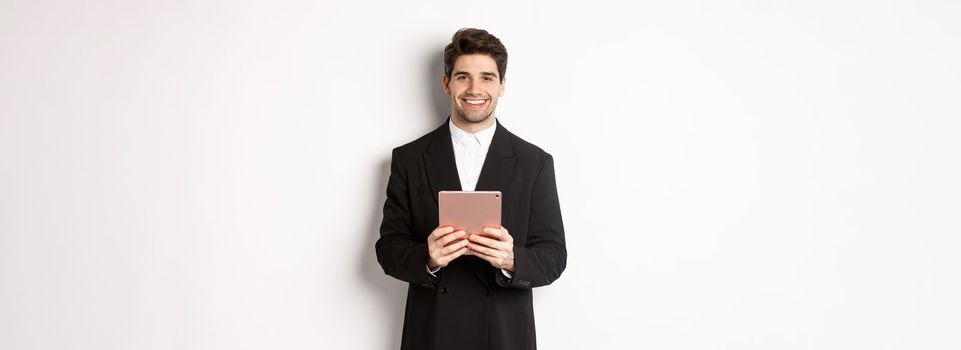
left=427, top=226, right=469, bottom=270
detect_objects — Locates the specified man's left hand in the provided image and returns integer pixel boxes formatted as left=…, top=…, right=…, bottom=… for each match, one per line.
left=468, top=226, right=515, bottom=272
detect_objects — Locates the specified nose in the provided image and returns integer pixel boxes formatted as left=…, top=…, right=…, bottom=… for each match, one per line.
left=466, top=80, right=479, bottom=95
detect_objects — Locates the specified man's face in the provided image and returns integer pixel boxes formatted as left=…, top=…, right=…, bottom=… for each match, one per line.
left=443, top=54, right=505, bottom=125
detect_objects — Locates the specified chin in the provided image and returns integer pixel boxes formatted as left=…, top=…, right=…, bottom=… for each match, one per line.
left=461, top=113, right=492, bottom=124
left=456, top=108, right=494, bottom=124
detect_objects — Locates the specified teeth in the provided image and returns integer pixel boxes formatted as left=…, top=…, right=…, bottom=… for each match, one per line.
left=465, top=99, right=485, bottom=105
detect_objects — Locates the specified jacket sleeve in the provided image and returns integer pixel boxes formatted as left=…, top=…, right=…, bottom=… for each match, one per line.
left=497, top=154, right=567, bottom=289
left=375, top=149, right=438, bottom=289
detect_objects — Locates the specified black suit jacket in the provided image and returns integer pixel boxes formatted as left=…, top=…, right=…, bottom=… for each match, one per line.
left=376, top=118, right=566, bottom=350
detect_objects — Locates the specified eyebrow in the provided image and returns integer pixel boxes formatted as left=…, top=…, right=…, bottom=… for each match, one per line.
left=453, top=70, right=499, bottom=78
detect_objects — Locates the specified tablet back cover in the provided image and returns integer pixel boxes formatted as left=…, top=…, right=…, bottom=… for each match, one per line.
left=438, top=191, right=502, bottom=236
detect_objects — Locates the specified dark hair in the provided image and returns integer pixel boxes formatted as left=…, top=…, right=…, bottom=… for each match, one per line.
left=444, top=28, right=508, bottom=83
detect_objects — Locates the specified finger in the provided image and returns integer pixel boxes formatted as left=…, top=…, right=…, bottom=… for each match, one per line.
left=469, top=233, right=497, bottom=245
left=481, top=226, right=501, bottom=237
left=482, top=226, right=511, bottom=241
left=429, top=226, right=455, bottom=241
left=437, top=246, right=469, bottom=265
left=468, top=242, right=504, bottom=259
left=468, top=247, right=498, bottom=265
left=439, top=239, right=469, bottom=256
left=469, top=234, right=508, bottom=250
left=449, top=246, right=469, bottom=259
left=439, top=230, right=467, bottom=246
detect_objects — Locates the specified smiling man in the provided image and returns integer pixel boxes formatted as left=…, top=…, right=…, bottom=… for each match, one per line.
left=376, top=28, right=567, bottom=350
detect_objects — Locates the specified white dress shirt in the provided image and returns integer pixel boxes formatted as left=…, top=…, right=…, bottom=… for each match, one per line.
left=427, top=118, right=513, bottom=279
left=449, top=118, right=496, bottom=192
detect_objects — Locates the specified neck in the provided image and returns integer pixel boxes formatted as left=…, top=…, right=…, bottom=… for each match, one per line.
left=450, top=113, right=496, bottom=134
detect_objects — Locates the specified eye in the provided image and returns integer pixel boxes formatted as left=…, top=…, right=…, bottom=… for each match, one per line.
left=483, top=76, right=494, bottom=81
left=456, top=75, right=467, bottom=80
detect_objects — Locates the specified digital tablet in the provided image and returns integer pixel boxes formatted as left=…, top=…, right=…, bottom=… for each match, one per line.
left=439, top=191, right=502, bottom=255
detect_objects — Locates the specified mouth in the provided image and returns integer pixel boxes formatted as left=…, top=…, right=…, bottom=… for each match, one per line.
left=461, top=98, right=489, bottom=109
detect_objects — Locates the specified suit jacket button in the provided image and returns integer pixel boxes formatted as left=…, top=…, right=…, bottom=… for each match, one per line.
left=441, top=287, right=450, bottom=294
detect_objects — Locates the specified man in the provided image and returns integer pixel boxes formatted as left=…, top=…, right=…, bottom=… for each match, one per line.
left=376, top=28, right=566, bottom=350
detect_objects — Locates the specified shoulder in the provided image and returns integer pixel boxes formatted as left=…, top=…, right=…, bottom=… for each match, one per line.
left=503, top=127, right=553, bottom=163
left=390, top=123, right=445, bottom=158
left=392, top=132, right=432, bottom=156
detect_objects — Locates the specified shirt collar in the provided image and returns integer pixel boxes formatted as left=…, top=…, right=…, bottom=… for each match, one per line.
left=449, top=117, right=497, bottom=149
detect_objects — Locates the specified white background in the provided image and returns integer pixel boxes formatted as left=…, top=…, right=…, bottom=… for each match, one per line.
left=2, top=1, right=960, bottom=349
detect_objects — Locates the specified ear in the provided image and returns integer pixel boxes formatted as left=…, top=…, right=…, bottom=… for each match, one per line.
left=498, top=77, right=506, bottom=97
left=442, top=75, right=451, bottom=96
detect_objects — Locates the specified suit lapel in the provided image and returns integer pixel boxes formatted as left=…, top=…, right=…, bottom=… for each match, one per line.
left=475, top=120, right=516, bottom=192
left=423, top=118, right=517, bottom=200
left=423, top=119, right=462, bottom=204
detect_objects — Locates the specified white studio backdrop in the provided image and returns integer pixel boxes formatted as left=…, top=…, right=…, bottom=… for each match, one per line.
left=2, top=1, right=959, bottom=349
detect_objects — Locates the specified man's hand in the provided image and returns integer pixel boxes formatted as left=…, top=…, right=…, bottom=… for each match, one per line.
left=468, top=226, right=515, bottom=272
left=427, top=226, right=469, bottom=269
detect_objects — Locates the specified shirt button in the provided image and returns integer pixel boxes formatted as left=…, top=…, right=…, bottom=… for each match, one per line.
left=441, top=287, right=450, bottom=294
